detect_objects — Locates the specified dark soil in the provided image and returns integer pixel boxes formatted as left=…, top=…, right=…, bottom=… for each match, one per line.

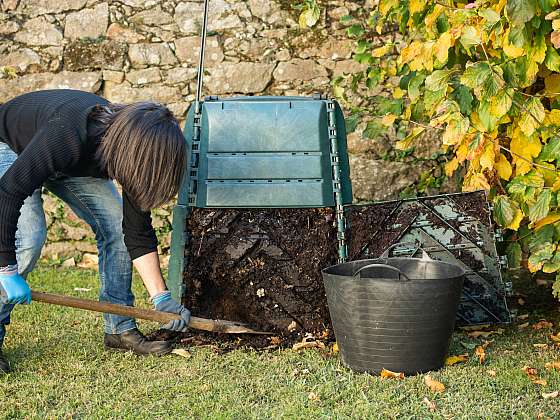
left=181, top=208, right=338, bottom=346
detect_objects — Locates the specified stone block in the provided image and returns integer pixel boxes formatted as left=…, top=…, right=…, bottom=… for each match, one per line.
left=17, top=0, right=87, bottom=16
left=165, top=67, right=198, bottom=84
left=103, top=70, right=125, bottom=83
left=205, top=62, right=275, bottom=94
left=175, top=1, right=243, bottom=34
left=0, top=49, right=41, bottom=73
left=247, top=0, right=281, bottom=19
left=131, top=6, right=173, bottom=26
left=64, top=3, right=109, bottom=39
left=64, top=39, right=127, bottom=71
left=349, top=155, right=421, bottom=201
left=103, top=81, right=182, bottom=104
left=333, top=59, right=368, bottom=76
left=273, top=59, right=327, bottom=82
left=126, top=67, right=161, bottom=85
left=0, top=72, right=99, bottom=102
left=174, top=36, right=224, bottom=66
left=128, top=43, right=177, bottom=67
left=106, top=23, right=145, bottom=43
left=14, top=17, right=63, bottom=46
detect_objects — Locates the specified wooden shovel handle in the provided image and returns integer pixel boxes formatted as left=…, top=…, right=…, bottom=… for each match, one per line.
left=30, top=291, right=235, bottom=334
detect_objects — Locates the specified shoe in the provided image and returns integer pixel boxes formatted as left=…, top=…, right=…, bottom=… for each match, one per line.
left=0, top=350, right=11, bottom=374
left=104, top=328, right=172, bottom=356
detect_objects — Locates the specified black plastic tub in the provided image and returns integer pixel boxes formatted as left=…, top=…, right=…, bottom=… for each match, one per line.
left=322, top=245, right=465, bottom=375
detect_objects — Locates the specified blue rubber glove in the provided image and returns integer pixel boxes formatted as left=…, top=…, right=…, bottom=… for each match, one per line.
left=152, top=291, right=191, bottom=332
left=0, top=266, right=31, bottom=305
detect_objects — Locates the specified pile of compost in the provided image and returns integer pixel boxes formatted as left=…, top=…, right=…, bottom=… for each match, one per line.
left=181, top=208, right=338, bottom=345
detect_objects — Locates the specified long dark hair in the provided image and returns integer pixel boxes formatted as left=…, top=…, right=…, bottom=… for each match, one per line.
left=90, top=102, right=186, bottom=211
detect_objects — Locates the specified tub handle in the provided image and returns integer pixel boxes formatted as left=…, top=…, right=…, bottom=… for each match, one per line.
left=381, top=242, right=432, bottom=261
left=353, top=263, right=410, bottom=282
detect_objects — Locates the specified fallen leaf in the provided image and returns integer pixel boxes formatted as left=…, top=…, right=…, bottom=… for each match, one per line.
left=424, top=375, right=445, bottom=393
left=545, top=361, right=560, bottom=370
left=292, top=337, right=326, bottom=351
left=269, top=336, right=282, bottom=346
left=308, top=392, right=320, bottom=402
left=461, top=324, right=491, bottom=331
left=518, top=313, right=529, bottom=320
left=534, top=343, right=549, bottom=349
left=518, top=322, right=530, bottom=330
left=487, top=369, right=497, bottom=377
left=481, top=339, right=494, bottom=349
left=380, top=368, right=405, bottom=380
left=423, top=396, right=436, bottom=412
left=460, top=341, right=477, bottom=351
left=287, top=321, right=297, bottom=332
left=532, top=378, right=548, bottom=386
left=533, top=320, right=554, bottom=330
left=467, top=328, right=504, bottom=338
left=543, top=391, right=559, bottom=399
left=518, top=298, right=526, bottom=306
left=332, top=342, right=339, bottom=353
left=171, top=349, right=191, bottom=359
left=522, top=366, right=538, bottom=376
left=445, top=354, right=469, bottom=366
left=549, top=332, right=560, bottom=342
left=475, top=346, right=486, bottom=364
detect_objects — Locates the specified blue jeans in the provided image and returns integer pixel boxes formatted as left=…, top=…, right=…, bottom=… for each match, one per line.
left=0, top=142, right=137, bottom=347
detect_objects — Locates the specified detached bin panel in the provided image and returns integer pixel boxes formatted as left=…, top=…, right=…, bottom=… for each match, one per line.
left=184, top=96, right=352, bottom=208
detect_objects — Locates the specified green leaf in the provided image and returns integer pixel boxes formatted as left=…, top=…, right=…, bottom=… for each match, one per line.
left=540, top=136, right=560, bottom=161
left=408, top=73, right=425, bottom=102
left=528, top=224, right=555, bottom=250
left=345, top=114, right=360, bottom=133
left=543, top=251, right=560, bottom=273
left=374, top=97, right=403, bottom=115
left=506, top=242, right=522, bottom=268
left=479, top=8, right=501, bottom=24
left=528, top=242, right=555, bottom=267
left=451, top=84, right=473, bottom=115
left=528, top=189, right=552, bottom=222
left=545, top=46, right=560, bottom=72
left=424, top=69, right=454, bottom=92
left=347, top=24, right=365, bottom=38
left=460, top=62, right=504, bottom=99
left=506, top=0, right=536, bottom=26
left=477, top=100, right=499, bottom=132
left=460, top=26, right=481, bottom=48
left=363, top=119, right=385, bottom=139
left=423, top=87, right=447, bottom=112
left=489, top=88, right=514, bottom=118
left=494, top=195, right=517, bottom=227
left=519, top=97, right=545, bottom=136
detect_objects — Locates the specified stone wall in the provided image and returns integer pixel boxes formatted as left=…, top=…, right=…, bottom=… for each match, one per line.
left=0, top=0, right=425, bottom=263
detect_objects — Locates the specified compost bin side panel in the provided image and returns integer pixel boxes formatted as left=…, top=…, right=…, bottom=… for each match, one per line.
left=182, top=208, right=338, bottom=333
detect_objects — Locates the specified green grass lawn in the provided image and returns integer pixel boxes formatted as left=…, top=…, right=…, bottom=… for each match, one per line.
left=1, top=267, right=559, bottom=419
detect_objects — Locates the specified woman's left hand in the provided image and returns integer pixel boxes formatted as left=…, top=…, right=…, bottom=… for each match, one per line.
left=152, top=291, right=191, bottom=331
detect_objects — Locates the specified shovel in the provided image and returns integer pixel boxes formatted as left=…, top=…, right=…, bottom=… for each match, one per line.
left=30, top=290, right=270, bottom=335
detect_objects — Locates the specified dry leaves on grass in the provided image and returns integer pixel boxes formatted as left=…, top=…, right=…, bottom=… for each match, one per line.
left=424, top=375, right=445, bottom=393
left=445, top=354, right=469, bottom=366
left=475, top=346, right=486, bottom=364
left=308, top=392, right=320, bottom=402
left=545, top=361, right=560, bottom=370
left=550, top=332, right=560, bottom=342
left=487, top=369, right=497, bottom=377
left=542, top=391, right=559, bottom=400
left=331, top=342, right=339, bottom=353
left=380, top=368, right=404, bottom=380
left=517, top=313, right=529, bottom=320
left=533, top=343, right=549, bottom=349
left=518, top=322, right=530, bottom=330
left=521, top=366, right=548, bottom=385
left=423, top=397, right=436, bottom=412
left=171, top=349, right=191, bottom=359
left=533, top=320, right=554, bottom=330
left=467, top=328, right=504, bottom=338
left=292, top=336, right=326, bottom=351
